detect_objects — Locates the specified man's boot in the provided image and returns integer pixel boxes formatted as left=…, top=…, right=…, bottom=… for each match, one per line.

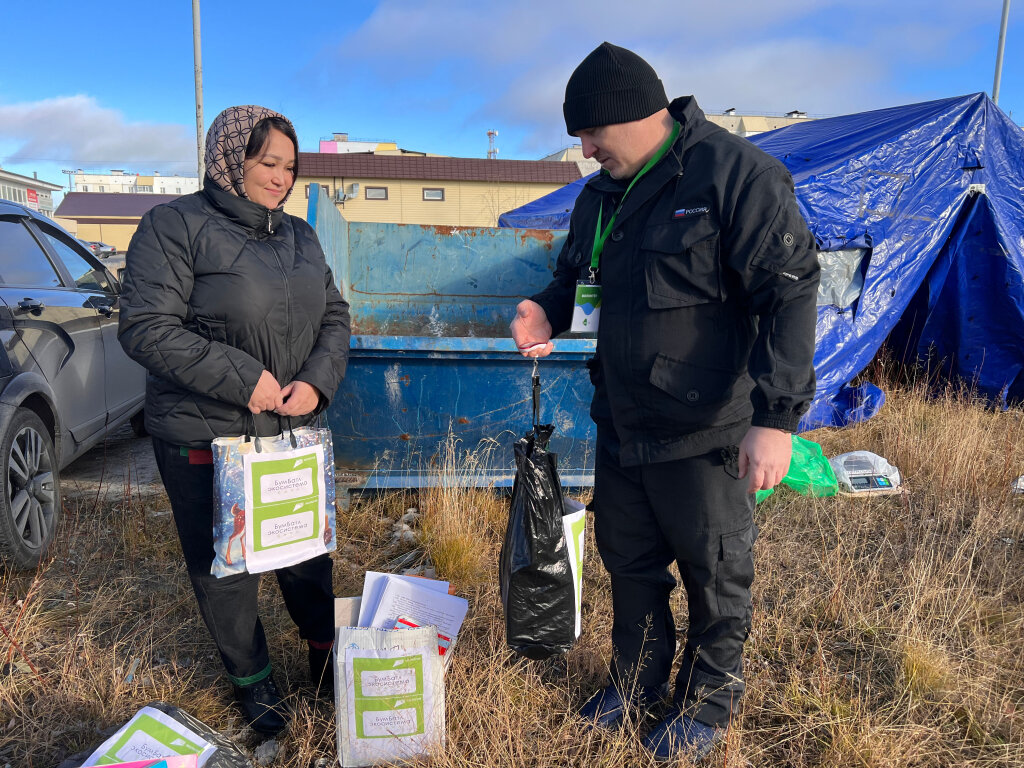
left=578, top=681, right=669, bottom=730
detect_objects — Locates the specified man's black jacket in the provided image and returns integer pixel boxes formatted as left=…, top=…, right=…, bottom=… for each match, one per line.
left=532, top=96, right=819, bottom=466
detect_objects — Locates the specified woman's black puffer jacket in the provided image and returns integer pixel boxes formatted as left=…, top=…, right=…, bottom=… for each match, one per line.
left=118, top=179, right=351, bottom=448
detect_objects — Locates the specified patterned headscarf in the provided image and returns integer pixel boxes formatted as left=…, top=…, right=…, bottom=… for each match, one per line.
left=204, top=105, right=296, bottom=203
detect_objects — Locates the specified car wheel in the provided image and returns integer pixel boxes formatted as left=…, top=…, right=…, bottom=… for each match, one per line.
left=130, top=410, right=148, bottom=438
left=0, top=409, right=60, bottom=569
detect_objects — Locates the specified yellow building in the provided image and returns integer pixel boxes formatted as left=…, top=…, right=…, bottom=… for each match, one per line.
left=52, top=154, right=583, bottom=250
left=289, top=153, right=582, bottom=227
left=54, top=192, right=180, bottom=251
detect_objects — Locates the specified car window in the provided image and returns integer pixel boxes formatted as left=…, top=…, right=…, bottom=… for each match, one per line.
left=40, top=230, right=112, bottom=292
left=0, top=218, right=62, bottom=287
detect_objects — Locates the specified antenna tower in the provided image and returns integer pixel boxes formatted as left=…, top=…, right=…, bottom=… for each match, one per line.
left=487, top=129, right=499, bottom=159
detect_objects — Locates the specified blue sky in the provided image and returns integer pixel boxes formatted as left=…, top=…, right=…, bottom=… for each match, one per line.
left=1, top=0, right=1019, bottom=196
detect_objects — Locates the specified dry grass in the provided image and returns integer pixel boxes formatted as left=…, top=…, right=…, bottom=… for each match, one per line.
left=2, top=378, right=1023, bottom=767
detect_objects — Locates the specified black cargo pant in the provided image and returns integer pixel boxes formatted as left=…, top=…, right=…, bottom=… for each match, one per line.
left=593, top=429, right=757, bottom=728
left=152, top=436, right=335, bottom=686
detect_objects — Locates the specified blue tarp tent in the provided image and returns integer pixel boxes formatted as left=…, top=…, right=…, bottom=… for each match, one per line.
left=497, top=173, right=595, bottom=228
left=499, top=94, right=1024, bottom=428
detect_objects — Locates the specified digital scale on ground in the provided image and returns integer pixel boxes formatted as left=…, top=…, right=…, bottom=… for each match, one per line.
left=829, top=451, right=903, bottom=495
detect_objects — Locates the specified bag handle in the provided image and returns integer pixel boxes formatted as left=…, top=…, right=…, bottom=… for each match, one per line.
left=245, top=412, right=265, bottom=453
left=246, top=412, right=296, bottom=452
left=531, top=358, right=541, bottom=429
left=280, top=415, right=298, bottom=449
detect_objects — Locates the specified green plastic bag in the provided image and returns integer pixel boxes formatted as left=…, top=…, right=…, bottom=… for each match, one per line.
left=755, top=434, right=838, bottom=503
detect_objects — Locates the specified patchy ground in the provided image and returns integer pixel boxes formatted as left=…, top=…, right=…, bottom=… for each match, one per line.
left=3, top=382, right=1024, bottom=767
left=61, top=424, right=162, bottom=501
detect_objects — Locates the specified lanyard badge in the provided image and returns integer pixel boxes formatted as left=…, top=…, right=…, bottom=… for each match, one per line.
left=569, top=120, right=681, bottom=335
left=571, top=281, right=602, bottom=333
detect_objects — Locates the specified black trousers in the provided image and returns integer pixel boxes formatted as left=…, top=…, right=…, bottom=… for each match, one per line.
left=593, top=429, right=756, bottom=728
left=152, top=436, right=335, bottom=685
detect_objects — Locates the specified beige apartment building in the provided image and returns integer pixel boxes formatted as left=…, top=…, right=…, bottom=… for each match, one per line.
left=706, top=108, right=811, bottom=136
left=72, top=169, right=199, bottom=195
left=288, top=153, right=581, bottom=227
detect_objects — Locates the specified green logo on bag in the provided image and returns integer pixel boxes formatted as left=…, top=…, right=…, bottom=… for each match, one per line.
left=249, top=453, right=322, bottom=551
left=352, top=655, right=426, bottom=739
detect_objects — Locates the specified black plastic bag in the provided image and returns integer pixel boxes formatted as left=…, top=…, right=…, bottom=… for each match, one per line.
left=499, top=367, right=576, bottom=659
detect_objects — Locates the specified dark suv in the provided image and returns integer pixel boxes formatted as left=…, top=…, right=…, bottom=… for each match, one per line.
left=0, top=199, right=146, bottom=568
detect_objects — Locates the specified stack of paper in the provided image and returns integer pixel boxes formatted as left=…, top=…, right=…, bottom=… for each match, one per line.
left=354, top=571, right=468, bottom=657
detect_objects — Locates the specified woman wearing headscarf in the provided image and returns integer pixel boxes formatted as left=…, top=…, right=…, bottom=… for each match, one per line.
left=119, top=105, right=350, bottom=734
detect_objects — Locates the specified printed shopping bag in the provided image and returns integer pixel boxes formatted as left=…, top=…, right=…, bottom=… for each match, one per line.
left=333, top=625, right=445, bottom=768
left=211, top=421, right=336, bottom=577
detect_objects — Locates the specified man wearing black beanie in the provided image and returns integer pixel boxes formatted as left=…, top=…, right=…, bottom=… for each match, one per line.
left=511, top=43, right=819, bottom=761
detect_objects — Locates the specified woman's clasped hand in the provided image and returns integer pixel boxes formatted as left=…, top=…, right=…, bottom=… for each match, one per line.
left=246, top=371, right=321, bottom=416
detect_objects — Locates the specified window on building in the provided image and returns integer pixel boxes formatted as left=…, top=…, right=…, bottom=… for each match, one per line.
left=365, top=186, right=388, bottom=200
left=99, top=186, right=105, bottom=192
left=81, top=185, right=89, bottom=192
left=176, top=188, right=182, bottom=193
left=0, top=220, right=61, bottom=287
left=304, top=184, right=330, bottom=199
left=136, top=185, right=153, bottom=193
left=422, top=188, right=445, bottom=201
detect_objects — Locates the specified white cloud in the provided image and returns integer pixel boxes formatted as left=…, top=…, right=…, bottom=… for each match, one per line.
left=324, top=0, right=1001, bottom=154
left=0, top=95, right=195, bottom=174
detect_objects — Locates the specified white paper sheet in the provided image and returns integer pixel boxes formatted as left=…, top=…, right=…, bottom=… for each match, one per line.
left=562, top=498, right=587, bottom=638
left=357, top=571, right=450, bottom=627
left=367, top=576, right=468, bottom=650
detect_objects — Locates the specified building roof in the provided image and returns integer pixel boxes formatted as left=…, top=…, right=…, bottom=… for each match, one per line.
left=55, top=192, right=182, bottom=218
left=0, top=168, right=62, bottom=191
left=298, top=152, right=582, bottom=184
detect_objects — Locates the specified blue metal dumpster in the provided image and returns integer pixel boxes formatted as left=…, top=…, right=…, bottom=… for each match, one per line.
left=307, top=185, right=596, bottom=498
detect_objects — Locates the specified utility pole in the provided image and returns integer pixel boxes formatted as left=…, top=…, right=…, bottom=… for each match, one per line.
left=993, top=0, right=1011, bottom=104
left=192, top=0, right=205, bottom=186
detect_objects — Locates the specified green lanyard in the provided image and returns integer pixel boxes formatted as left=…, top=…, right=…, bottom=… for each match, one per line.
left=589, top=121, right=681, bottom=281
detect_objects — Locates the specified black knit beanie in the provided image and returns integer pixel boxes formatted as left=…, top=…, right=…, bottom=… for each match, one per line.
left=563, top=42, right=669, bottom=135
